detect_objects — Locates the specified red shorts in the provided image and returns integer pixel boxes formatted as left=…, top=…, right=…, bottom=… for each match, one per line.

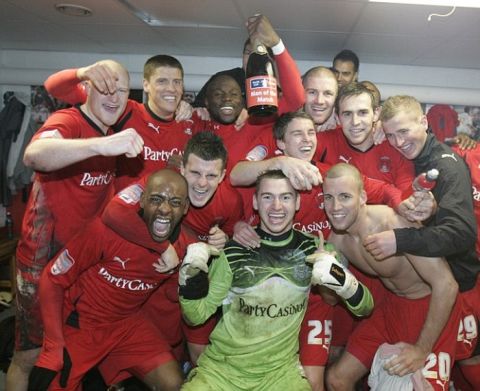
left=456, top=277, right=480, bottom=359
left=331, top=265, right=386, bottom=347
left=142, top=277, right=184, bottom=357
left=347, top=290, right=463, bottom=390
left=298, top=290, right=334, bottom=366
left=142, top=274, right=216, bottom=361
left=44, top=314, right=174, bottom=389
left=14, top=261, right=44, bottom=350
left=182, top=316, right=217, bottom=345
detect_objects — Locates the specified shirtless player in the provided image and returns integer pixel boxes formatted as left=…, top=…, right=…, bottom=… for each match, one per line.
left=321, top=163, right=475, bottom=391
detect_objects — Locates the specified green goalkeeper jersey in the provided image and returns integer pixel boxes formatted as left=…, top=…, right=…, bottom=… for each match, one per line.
left=180, top=228, right=319, bottom=377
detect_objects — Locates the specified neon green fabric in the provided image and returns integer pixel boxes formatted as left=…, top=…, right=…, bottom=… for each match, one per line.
left=181, top=229, right=318, bottom=390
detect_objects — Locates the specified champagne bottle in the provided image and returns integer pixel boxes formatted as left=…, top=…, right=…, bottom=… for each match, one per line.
left=245, top=43, right=278, bottom=123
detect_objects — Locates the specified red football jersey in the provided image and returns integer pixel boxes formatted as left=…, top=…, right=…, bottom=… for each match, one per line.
left=17, top=107, right=116, bottom=267
left=316, top=128, right=415, bottom=194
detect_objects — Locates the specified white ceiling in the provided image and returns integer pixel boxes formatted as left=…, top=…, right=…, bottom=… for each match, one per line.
left=1, top=0, right=479, bottom=70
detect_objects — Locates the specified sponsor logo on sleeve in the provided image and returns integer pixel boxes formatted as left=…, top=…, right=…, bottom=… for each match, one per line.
left=246, top=145, right=268, bottom=162
left=118, top=184, right=144, bottom=204
left=51, top=249, right=75, bottom=275
left=39, top=129, right=61, bottom=139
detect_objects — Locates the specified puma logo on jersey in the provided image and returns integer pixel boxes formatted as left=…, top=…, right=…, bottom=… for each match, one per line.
left=147, top=123, right=160, bottom=134
left=441, top=153, right=457, bottom=162
left=113, top=256, right=130, bottom=270
left=339, top=155, right=351, bottom=164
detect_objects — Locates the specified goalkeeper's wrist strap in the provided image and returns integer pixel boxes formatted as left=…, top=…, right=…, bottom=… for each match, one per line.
left=179, top=271, right=209, bottom=300
left=345, top=283, right=374, bottom=318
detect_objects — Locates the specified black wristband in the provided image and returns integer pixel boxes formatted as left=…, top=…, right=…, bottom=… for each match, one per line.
left=345, top=283, right=364, bottom=307
left=179, top=271, right=209, bottom=300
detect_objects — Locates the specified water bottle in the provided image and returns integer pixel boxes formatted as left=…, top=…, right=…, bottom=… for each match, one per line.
left=412, top=169, right=439, bottom=191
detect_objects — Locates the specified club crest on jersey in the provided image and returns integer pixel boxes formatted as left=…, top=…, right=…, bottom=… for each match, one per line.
left=118, top=184, right=144, bottom=205
left=378, top=156, right=392, bottom=173
left=246, top=145, right=268, bottom=162
left=293, top=262, right=311, bottom=281
left=51, top=250, right=75, bottom=275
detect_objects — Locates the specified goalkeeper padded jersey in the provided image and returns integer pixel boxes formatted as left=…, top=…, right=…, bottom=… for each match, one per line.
left=181, top=227, right=319, bottom=377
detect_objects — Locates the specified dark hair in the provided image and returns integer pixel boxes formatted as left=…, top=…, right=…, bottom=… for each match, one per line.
left=336, top=82, right=377, bottom=114
left=273, top=111, right=314, bottom=141
left=333, top=49, right=360, bottom=72
left=144, top=55, right=184, bottom=80
left=255, top=169, right=291, bottom=192
left=183, top=131, right=228, bottom=170
left=205, top=74, right=241, bottom=97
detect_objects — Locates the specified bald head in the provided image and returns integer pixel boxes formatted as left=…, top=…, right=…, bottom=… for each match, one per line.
left=325, top=163, right=364, bottom=193
left=302, top=66, right=338, bottom=126
left=145, top=169, right=188, bottom=196
left=84, top=59, right=130, bottom=131
left=95, top=59, right=130, bottom=84
left=141, top=169, right=189, bottom=242
left=302, top=66, right=337, bottom=89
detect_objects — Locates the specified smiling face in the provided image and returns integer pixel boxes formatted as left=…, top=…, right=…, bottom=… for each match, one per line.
left=181, top=153, right=226, bottom=208
left=84, top=60, right=129, bottom=132
left=143, top=66, right=183, bottom=120
left=303, top=71, right=338, bottom=126
left=383, top=110, right=428, bottom=160
left=323, top=174, right=366, bottom=233
left=338, top=92, right=379, bottom=151
left=140, top=170, right=189, bottom=242
left=253, top=177, right=300, bottom=236
left=277, top=117, right=317, bottom=162
left=205, top=75, right=244, bottom=124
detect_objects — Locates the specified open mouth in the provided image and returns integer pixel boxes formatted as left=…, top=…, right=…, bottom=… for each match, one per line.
left=193, top=187, right=208, bottom=196
left=163, top=95, right=177, bottom=103
left=311, top=105, right=327, bottom=113
left=300, top=146, right=313, bottom=153
left=220, top=106, right=234, bottom=115
left=349, top=128, right=364, bottom=136
left=103, top=103, right=119, bottom=113
left=153, top=217, right=170, bottom=237
left=268, top=212, right=286, bottom=223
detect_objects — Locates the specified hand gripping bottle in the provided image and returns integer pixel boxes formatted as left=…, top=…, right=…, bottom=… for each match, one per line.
left=245, top=42, right=278, bottom=124
left=412, top=168, right=439, bottom=191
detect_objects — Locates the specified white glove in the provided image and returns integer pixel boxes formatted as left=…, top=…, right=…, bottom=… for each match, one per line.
left=179, top=243, right=219, bottom=286
left=306, top=252, right=358, bottom=299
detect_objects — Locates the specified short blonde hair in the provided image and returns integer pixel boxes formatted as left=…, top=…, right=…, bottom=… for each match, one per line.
left=302, top=66, right=337, bottom=89
left=380, top=95, right=423, bottom=123
left=325, top=163, right=364, bottom=193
